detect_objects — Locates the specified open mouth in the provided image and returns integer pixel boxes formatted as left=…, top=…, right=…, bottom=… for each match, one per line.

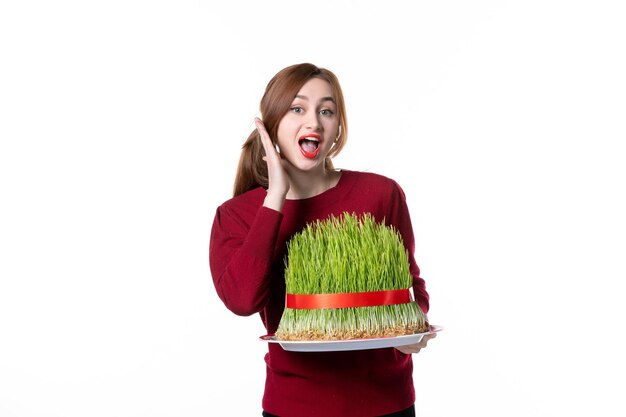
left=298, top=134, right=321, bottom=159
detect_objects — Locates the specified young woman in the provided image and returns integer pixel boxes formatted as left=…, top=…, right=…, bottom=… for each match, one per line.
left=209, top=63, right=435, bottom=417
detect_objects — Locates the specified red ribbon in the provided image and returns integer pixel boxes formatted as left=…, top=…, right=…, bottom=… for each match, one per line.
left=286, top=289, right=412, bottom=310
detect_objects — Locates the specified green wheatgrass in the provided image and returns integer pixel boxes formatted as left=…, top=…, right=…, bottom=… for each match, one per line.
left=276, top=213, right=428, bottom=341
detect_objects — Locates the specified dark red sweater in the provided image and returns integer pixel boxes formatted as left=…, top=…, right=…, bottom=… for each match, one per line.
left=209, top=170, right=429, bottom=417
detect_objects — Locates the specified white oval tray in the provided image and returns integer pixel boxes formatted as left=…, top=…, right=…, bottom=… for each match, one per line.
left=260, top=325, right=442, bottom=352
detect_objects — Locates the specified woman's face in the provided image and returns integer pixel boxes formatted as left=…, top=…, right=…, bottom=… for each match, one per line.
left=275, top=77, right=340, bottom=171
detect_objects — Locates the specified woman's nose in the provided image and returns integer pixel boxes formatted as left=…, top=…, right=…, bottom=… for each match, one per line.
left=305, top=112, right=321, bottom=130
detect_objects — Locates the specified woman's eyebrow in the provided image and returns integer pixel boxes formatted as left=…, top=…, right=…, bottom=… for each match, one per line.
left=294, top=95, right=336, bottom=104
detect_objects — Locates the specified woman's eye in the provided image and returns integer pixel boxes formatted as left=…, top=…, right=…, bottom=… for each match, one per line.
left=291, top=107, right=304, bottom=114
left=320, top=109, right=334, bottom=116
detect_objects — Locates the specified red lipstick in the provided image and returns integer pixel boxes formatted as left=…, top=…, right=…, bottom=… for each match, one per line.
left=297, top=133, right=321, bottom=159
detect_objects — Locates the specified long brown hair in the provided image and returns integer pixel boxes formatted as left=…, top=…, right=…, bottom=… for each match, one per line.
left=233, top=63, right=348, bottom=197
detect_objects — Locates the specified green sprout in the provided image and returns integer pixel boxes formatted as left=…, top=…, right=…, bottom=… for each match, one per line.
left=276, top=212, right=428, bottom=341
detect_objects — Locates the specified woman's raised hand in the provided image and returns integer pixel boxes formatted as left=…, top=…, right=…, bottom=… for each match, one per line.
left=256, top=118, right=290, bottom=212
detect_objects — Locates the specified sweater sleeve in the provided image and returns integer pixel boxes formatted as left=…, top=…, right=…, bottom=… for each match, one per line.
left=388, top=181, right=430, bottom=315
left=209, top=204, right=283, bottom=316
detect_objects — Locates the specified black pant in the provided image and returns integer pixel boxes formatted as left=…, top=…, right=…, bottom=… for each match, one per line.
left=262, top=404, right=415, bottom=417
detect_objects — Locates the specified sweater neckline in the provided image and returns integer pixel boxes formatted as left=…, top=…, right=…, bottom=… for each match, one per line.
left=282, top=169, right=351, bottom=204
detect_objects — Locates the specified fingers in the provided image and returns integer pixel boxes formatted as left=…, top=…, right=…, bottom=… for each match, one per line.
left=395, top=346, right=419, bottom=354
left=395, top=333, right=437, bottom=355
left=255, top=117, right=275, bottom=157
left=422, top=333, right=437, bottom=343
left=255, top=118, right=283, bottom=167
left=254, top=117, right=269, bottom=139
left=396, top=344, right=423, bottom=354
left=255, top=118, right=291, bottom=200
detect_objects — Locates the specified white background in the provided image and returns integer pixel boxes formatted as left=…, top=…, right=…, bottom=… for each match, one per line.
left=1, top=1, right=625, bottom=416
